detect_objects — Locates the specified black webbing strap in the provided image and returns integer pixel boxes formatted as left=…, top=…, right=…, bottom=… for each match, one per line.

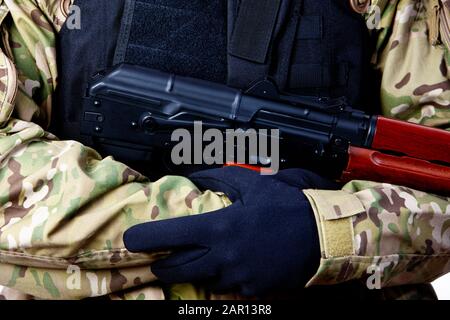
left=227, top=0, right=298, bottom=90
left=113, top=0, right=136, bottom=65
left=229, top=0, right=281, bottom=63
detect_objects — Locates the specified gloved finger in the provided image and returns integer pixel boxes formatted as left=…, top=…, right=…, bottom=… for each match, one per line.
left=152, top=246, right=209, bottom=269
left=276, top=168, right=340, bottom=190
left=123, top=214, right=216, bottom=253
left=152, top=251, right=218, bottom=284
left=189, top=166, right=260, bottom=200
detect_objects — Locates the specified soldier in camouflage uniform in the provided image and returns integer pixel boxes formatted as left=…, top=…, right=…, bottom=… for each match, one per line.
left=0, top=0, right=448, bottom=300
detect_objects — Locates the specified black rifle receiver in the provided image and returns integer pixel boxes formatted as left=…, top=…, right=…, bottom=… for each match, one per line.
left=81, top=64, right=377, bottom=177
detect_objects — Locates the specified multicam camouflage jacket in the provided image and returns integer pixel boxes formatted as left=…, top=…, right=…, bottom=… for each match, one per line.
left=0, top=0, right=448, bottom=300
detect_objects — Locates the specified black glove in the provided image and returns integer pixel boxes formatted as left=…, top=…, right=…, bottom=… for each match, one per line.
left=123, top=167, right=337, bottom=296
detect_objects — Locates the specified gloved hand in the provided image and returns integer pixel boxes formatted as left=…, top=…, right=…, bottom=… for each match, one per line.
left=123, top=167, right=338, bottom=296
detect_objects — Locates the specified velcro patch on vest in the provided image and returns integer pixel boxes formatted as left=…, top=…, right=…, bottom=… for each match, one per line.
left=114, top=0, right=228, bottom=83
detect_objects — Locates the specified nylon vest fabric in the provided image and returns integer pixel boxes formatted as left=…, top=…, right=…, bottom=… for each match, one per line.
left=52, top=0, right=126, bottom=146
left=227, top=0, right=373, bottom=106
left=114, top=0, right=228, bottom=83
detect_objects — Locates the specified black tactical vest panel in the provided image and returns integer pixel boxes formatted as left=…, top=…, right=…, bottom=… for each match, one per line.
left=227, top=0, right=373, bottom=104
left=52, top=0, right=126, bottom=146
left=115, top=0, right=228, bottom=83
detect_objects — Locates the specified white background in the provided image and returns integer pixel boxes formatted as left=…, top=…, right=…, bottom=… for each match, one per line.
left=433, top=273, right=450, bottom=300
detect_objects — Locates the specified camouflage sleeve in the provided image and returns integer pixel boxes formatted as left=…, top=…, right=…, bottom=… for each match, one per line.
left=1, top=0, right=74, bottom=128
left=304, top=0, right=450, bottom=290
left=368, top=0, right=450, bottom=129
left=304, top=182, right=450, bottom=288
left=34, top=0, right=74, bottom=32
left=0, top=118, right=231, bottom=299
left=0, top=47, right=17, bottom=128
left=0, top=284, right=34, bottom=300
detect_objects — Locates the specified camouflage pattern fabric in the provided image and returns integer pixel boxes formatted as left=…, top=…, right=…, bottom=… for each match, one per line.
left=0, top=117, right=232, bottom=299
left=299, top=0, right=448, bottom=293
left=0, top=284, right=33, bottom=300
left=0, top=0, right=447, bottom=300
left=369, top=0, right=450, bottom=129
left=305, top=183, right=450, bottom=287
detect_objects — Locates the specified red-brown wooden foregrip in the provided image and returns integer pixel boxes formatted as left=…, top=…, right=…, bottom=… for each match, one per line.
left=373, top=116, right=450, bottom=164
left=341, top=146, right=450, bottom=195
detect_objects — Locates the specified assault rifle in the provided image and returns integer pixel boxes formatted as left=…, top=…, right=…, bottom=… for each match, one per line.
left=81, top=64, right=450, bottom=195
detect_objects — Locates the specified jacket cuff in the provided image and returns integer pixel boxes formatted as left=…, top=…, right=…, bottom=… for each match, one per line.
left=303, top=189, right=365, bottom=287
